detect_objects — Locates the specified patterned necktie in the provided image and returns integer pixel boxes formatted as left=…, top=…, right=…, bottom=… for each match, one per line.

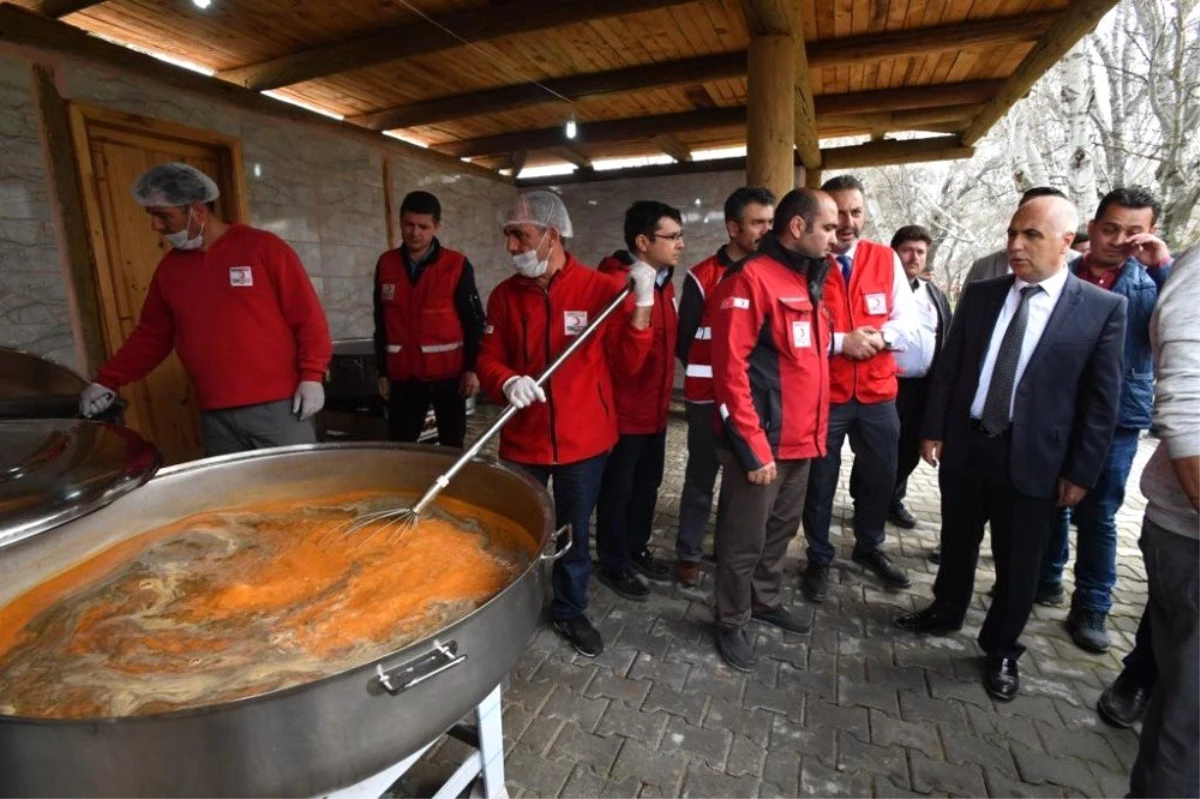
left=837, top=254, right=852, bottom=284
left=980, top=285, right=1043, bottom=436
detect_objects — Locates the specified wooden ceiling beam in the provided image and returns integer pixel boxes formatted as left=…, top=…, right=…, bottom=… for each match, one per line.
left=515, top=136, right=974, bottom=187
left=344, top=13, right=1044, bottom=132
left=433, top=82, right=1000, bottom=158
left=549, top=146, right=593, bottom=169
left=216, top=0, right=698, bottom=91
left=962, top=0, right=1120, bottom=145
left=25, top=0, right=106, bottom=17
left=651, top=133, right=692, bottom=163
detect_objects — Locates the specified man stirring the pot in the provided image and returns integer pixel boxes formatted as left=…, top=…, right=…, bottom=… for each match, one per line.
left=476, top=191, right=655, bottom=657
left=78, top=163, right=332, bottom=456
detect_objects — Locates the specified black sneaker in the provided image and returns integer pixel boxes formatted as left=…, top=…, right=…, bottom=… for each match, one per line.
left=1097, top=670, right=1152, bottom=728
left=751, top=606, right=811, bottom=635
left=1035, top=583, right=1066, bottom=607
left=715, top=627, right=758, bottom=672
left=551, top=616, right=604, bottom=658
left=888, top=502, right=917, bottom=529
left=1066, top=608, right=1110, bottom=653
left=801, top=563, right=830, bottom=602
left=597, top=569, right=650, bottom=602
left=852, top=548, right=911, bottom=588
left=630, top=548, right=671, bottom=582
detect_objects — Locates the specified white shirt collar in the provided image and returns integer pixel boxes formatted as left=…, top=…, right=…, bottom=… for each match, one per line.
left=1014, top=265, right=1069, bottom=302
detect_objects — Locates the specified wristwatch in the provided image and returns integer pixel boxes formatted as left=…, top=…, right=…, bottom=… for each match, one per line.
left=881, top=329, right=898, bottom=350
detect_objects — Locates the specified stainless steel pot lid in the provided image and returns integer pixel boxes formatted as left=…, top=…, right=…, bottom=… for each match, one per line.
left=0, top=419, right=161, bottom=550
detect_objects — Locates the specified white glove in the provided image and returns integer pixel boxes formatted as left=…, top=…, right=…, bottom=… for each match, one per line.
left=79, top=382, right=116, bottom=418
left=630, top=262, right=656, bottom=307
left=502, top=376, right=546, bottom=409
left=292, top=380, right=325, bottom=421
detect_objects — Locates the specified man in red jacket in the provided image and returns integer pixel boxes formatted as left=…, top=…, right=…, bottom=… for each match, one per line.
left=79, top=163, right=332, bottom=457
left=675, top=186, right=775, bottom=586
left=594, top=201, right=683, bottom=601
left=372, top=190, right=485, bottom=447
left=476, top=191, right=655, bottom=657
left=710, top=188, right=838, bottom=672
left=799, top=174, right=924, bottom=602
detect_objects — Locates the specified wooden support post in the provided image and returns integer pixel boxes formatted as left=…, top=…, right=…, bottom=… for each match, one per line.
left=30, top=63, right=107, bottom=373
left=382, top=155, right=399, bottom=250
left=746, top=35, right=795, bottom=201
left=804, top=167, right=822, bottom=189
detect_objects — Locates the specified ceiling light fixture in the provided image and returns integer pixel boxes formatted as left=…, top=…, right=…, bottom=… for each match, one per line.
left=193, top=0, right=212, bottom=8
left=565, top=119, right=577, bottom=140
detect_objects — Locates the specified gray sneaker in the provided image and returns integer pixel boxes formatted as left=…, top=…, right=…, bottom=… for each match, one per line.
left=1066, top=608, right=1110, bottom=653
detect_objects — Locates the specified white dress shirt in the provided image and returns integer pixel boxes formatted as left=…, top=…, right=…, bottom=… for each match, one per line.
left=831, top=240, right=921, bottom=355
left=893, top=278, right=939, bottom=378
left=970, top=267, right=1070, bottom=419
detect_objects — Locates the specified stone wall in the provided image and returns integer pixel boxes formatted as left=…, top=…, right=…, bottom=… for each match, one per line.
left=0, top=47, right=516, bottom=373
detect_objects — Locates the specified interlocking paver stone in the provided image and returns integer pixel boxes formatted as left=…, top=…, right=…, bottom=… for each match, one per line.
left=415, top=406, right=1155, bottom=798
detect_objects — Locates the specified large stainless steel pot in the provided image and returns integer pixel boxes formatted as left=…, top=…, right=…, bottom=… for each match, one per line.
left=0, top=443, right=554, bottom=797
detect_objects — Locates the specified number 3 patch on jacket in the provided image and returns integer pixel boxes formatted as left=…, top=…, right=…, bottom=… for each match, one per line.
left=865, top=293, right=888, bottom=314
left=229, top=266, right=253, bottom=287
left=792, top=320, right=811, bottom=348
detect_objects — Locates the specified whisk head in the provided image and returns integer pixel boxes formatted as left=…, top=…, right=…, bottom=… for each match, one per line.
left=321, top=506, right=421, bottom=548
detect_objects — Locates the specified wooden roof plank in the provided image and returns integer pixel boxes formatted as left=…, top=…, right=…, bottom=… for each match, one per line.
left=28, top=0, right=106, bottom=19
left=215, top=0, right=702, bottom=91
left=962, top=0, right=1118, bottom=144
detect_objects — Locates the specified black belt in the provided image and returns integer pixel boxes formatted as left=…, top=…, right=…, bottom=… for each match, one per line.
left=969, top=418, right=1011, bottom=439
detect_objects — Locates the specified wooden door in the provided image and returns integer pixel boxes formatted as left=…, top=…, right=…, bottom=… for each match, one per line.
left=71, top=107, right=247, bottom=464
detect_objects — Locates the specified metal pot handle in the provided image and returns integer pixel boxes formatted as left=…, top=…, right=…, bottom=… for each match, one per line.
left=375, top=640, right=466, bottom=696
left=540, top=524, right=573, bottom=562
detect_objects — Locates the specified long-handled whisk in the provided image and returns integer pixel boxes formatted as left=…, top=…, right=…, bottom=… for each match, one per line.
left=332, top=283, right=633, bottom=547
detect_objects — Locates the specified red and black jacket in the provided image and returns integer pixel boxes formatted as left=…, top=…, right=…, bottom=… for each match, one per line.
left=822, top=239, right=898, bottom=404
left=372, top=238, right=485, bottom=382
left=711, top=234, right=831, bottom=471
left=597, top=250, right=677, bottom=435
left=677, top=246, right=736, bottom=403
left=476, top=254, right=652, bottom=465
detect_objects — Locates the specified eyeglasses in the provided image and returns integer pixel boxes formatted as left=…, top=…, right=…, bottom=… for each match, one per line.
left=650, top=232, right=684, bottom=241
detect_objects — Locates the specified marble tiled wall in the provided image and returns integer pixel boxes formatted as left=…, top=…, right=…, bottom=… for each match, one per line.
left=0, top=54, right=78, bottom=369
left=0, top=51, right=518, bottom=369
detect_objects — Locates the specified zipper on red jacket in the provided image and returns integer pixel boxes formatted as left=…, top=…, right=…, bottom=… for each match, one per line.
left=815, top=306, right=829, bottom=454
left=540, top=286, right=560, bottom=464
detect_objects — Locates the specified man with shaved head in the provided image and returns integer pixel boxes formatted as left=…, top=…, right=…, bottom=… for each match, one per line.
left=896, top=195, right=1127, bottom=702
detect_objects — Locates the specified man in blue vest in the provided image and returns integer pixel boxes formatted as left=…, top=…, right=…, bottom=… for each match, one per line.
left=1037, top=187, right=1173, bottom=653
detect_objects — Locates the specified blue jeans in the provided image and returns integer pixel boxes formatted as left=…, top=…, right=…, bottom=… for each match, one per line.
left=1039, top=427, right=1141, bottom=614
left=510, top=453, right=608, bottom=621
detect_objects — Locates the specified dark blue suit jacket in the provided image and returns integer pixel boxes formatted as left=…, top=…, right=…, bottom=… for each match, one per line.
left=922, top=271, right=1127, bottom=499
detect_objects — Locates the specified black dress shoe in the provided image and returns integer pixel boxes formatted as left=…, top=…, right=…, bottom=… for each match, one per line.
left=630, top=548, right=671, bottom=582
left=888, top=502, right=917, bottom=529
left=716, top=627, right=758, bottom=672
left=801, top=563, right=829, bottom=602
left=1097, top=670, right=1152, bottom=728
left=552, top=615, right=604, bottom=657
left=751, top=606, right=811, bottom=635
left=895, top=606, right=961, bottom=634
left=984, top=656, right=1020, bottom=701
left=852, top=548, right=911, bottom=588
left=597, top=569, right=650, bottom=601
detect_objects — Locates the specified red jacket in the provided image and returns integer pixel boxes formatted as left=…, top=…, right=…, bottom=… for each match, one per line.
left=823, top=239, right=899, bottom=404
left=597, top=251, right=677, bottom=434
left=476, top=254, right=652, bottom=465
left=376, top=245, right=466, bottom=381
left=679, top=248, right=736, bottom=403
left=711, top=236, right=830, bottom=470
left=96, top=224, right=332, bottom=411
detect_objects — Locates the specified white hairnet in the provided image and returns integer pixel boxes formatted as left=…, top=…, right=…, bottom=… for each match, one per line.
left=131, top=162, right=220, bottom=207
left=501, top=191, right=573, bottom=238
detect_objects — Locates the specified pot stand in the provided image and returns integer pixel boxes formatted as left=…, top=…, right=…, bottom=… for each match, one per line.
left=322, top=684, right=507, bottom=799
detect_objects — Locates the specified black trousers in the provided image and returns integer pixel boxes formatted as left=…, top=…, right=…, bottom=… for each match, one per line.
left=931, top=427, right=1057, bottom=660
left=596, top=431, right=667, bottom=575
left=387, top=377, right=466, bottom=448
left=892, top=376, right=932, bottom=504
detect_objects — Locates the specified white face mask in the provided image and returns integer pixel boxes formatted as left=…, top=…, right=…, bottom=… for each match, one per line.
left=511, top=230, right=550, bottom=278
left=165, top=208, right=204, bottom=251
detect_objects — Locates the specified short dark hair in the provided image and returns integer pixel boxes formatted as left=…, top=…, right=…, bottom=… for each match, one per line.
left=1095, top=186, right=1161, bottom=225
left=891, top=225, right=932, bottom=250
left=772, top=189, right=822, bottom=236
left=1073, top=229, right=1090, bottom=245
left=724, top=187, right=775, bottom=224
left=1019, top=186, right=1067, bottom=204
left=624, top=200, right=682, bottom=252
left=400, top=190, right=441, bottom=222
left=821, top=174, right=865, bottom=194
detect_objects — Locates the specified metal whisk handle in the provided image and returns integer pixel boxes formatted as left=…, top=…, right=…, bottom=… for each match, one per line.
left=410, top=284, right=634, bottom=517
